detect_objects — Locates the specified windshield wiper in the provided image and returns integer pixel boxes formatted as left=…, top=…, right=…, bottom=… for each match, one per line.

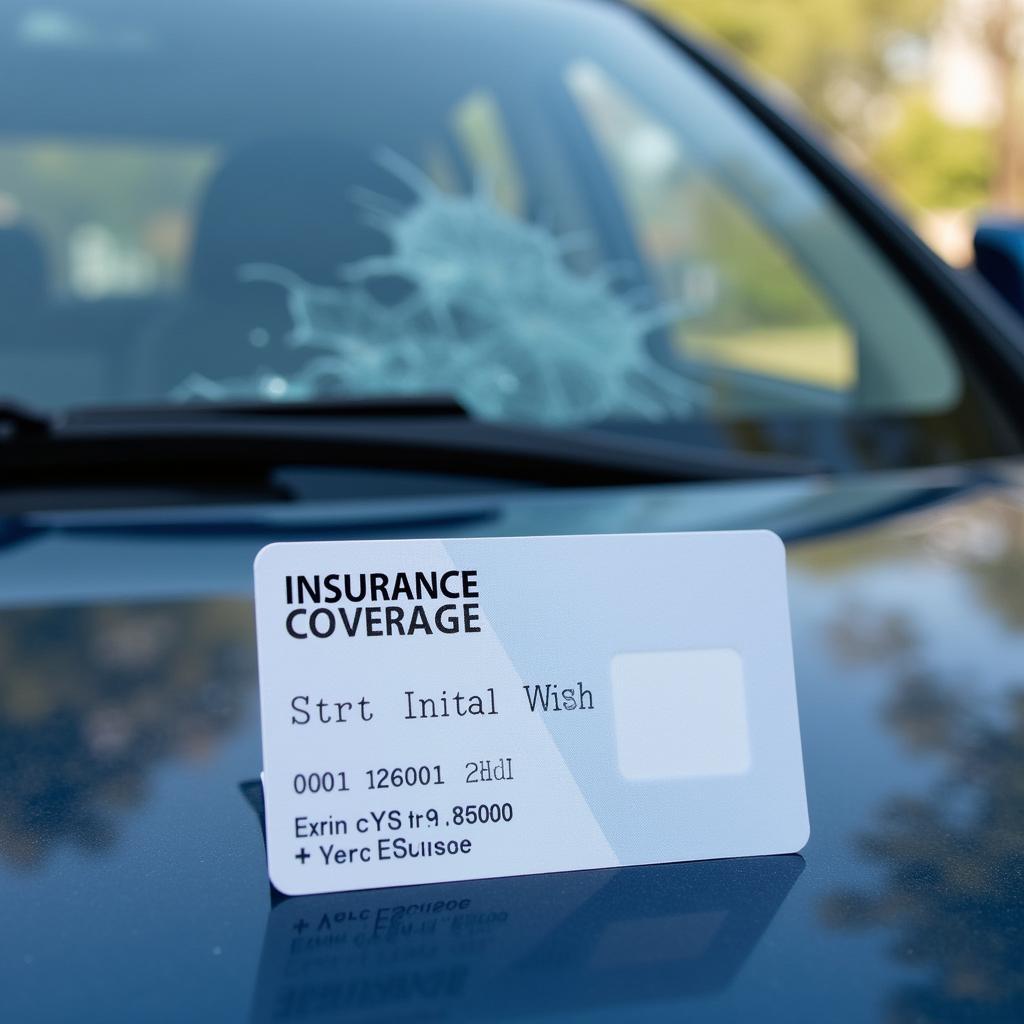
left=0, top=396, right=820, bottom=489
left=65, top=394, right=469, bottom=425
left=0, top=401, right=50, bottom=438
left=0, top=395, right=466, bottom=435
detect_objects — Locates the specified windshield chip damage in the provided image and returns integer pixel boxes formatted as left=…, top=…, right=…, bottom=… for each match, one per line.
left=172, top=152, right=705, bottom=426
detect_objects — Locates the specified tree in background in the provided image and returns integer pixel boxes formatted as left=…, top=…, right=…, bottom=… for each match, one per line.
left=967, top=0, right=1024, bottom=209
left=871, top=93, right=993, bottom=210
left=643, top=0, right=1024, bottom=244
left=645, top=0, right=940, bottom=144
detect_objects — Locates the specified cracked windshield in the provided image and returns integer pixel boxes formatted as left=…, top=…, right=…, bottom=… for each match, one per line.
left=0, top=14, right=960, bottom=430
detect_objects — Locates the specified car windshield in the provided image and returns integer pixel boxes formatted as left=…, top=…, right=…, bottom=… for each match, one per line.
left=0, top=0, right=1003, bottom=469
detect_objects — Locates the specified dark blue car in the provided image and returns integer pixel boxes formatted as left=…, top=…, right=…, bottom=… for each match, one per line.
left=2, top=0, right=1024, bottom=1020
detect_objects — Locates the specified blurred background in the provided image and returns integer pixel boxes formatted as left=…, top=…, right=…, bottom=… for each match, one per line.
left=644, top=0, right=1023, bottom=265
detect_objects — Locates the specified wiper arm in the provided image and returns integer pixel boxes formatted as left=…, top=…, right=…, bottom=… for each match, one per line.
left=0, top=397, right=819, bottom=490
left=0, top=400, right=50, bottom=438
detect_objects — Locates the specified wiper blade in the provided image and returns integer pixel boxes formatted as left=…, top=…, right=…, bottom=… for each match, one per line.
left=63, top=394, right=468, bottom=426
left=0, top=398, right=820, bottom=490
left=0, top=394, right=466, bottom=438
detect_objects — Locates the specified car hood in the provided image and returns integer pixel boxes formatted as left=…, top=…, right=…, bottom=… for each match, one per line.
left=2, top=463, right=1024, bottom=1023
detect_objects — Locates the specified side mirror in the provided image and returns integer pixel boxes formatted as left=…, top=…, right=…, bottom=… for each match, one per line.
left=974, top=218, right=1024, bottom=317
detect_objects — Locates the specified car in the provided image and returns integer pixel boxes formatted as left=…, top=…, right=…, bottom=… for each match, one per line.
left=2, top=0, right=1024, bottom=1021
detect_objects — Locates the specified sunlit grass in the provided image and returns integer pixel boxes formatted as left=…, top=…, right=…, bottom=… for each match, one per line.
left=678, top=322, right=856, bottom=390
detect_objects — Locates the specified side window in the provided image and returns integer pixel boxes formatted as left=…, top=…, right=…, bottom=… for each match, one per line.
left=0, top=141, right=215, bottom=298
left=418, top=90, right=526, bottom=215
left=565, top=61, right=856, bottom=396
left=449, top=91, right=525, bottom=217
left=429, top=86, right=618, bottom=274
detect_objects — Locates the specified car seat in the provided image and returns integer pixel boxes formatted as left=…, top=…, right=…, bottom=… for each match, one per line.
left=130, top=136, right=418, bottom=399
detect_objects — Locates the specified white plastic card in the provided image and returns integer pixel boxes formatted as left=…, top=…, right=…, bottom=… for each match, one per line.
left=254, top=531, right=808, bottom=896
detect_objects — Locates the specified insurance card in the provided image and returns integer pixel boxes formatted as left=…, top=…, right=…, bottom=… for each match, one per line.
left=254, top=531, right=808, bottom=895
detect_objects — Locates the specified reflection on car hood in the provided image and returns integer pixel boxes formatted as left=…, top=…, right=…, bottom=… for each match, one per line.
left=2, top=462, right=1024, bottom=1022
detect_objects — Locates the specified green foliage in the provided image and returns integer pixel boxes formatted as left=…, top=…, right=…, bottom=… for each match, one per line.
left=645, top=0, right=941, bottom=133
left=641, top=0, right=997, bottom=214
left=872, top=94, right=994, bottom=210
left=687, top=179, right=837, bottom=331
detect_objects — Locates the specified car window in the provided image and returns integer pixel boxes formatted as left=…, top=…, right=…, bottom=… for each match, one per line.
left=0, top=141, right=215, bottom=298
left=566, top=61, right=856, bottom=395
left=0, top=0, right=1009, bottom=470
left=449, top=91, right=525, bottom=218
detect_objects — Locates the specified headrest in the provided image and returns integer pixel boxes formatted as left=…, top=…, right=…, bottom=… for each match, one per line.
left=0, top=224, right=48, bottom=311
left=189, top=137, right=417, bottom=298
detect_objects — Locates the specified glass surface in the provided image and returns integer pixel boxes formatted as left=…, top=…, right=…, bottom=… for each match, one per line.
left=0, top=0, right=1008, bottom=469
